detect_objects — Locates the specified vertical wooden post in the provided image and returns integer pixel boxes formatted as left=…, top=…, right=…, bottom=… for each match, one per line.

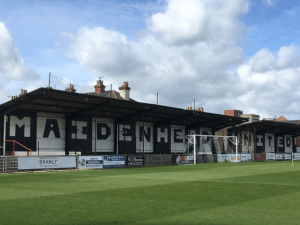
left=143, top=115, right=145, bottom=155
left=254, top=127, right=256, bottom=153
left=247, top=128, right=250, bottom=153
left=95, top=109, right=97, bottom=155
left=13, top=141, right=15, bottom=156
left=3, top=115, right=6, bottom=156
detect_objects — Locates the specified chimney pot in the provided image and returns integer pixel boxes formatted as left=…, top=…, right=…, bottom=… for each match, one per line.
left=65, top=84, right=76, bottom=93
left=94, top=79, right=106, bottom=94
left=119, top=81, right=130, bottom=100
left=19, top=89, right=27, bottom=97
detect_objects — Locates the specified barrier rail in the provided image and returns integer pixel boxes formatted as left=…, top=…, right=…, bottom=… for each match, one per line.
left=0, top=157, right=18, bottom=173
left=4, top=140, right=32, bottom=156
left=0, top=153, right=298, bottom=174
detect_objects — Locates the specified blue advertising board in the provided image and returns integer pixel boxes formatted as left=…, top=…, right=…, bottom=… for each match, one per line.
left=78, top=156, right=103, bottom=169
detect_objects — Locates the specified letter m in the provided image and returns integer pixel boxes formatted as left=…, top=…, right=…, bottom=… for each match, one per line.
left=9, top=116, right=31, bottom=137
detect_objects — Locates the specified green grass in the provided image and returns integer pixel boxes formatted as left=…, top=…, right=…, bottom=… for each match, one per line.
left=1, top=161, right=300, bottom=225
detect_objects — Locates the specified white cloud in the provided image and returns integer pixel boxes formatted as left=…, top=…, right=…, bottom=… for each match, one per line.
left=66, top=26, right=145, bottom=78
left=0, top=22, right=38, bottom=80
left=65, top=0, right=248, bottom=110
left=63, top=0, right=300, bottom=120
left=0, top=21, right=42, bottom=102
left=236, top=44, right=300, bottom=118
left=148, top=0, right=248, bottom=46
left=264, top=0, right=274, bottom=6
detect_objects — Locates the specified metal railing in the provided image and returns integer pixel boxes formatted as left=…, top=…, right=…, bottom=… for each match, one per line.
left=4, top=140, right=32, bottom=156
left=0, top=157, right=18, bottom=173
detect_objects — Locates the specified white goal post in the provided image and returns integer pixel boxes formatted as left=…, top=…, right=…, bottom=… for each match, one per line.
left=186, top=134, right=239, bottom=164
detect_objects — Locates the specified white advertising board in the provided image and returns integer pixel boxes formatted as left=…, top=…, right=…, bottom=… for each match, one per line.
left=240, top=154, right=251, bottom=162
left=78, top=156, right=103, bottom=169
left=229, top=154, right=241, bottom=162
left=217, top=154, right=241, bottom=162
left=217, top=154, right=230, bottom=162
left=293, top=153, right=300, bottom=160
left=284, top=154, right=291, bottom=160
left=266, top=153, right=275, bottom=160
left=104, top=155, right=125, bottom=168
left=275, top=154, right=283, bottom=160
left=18, top=156, right=76, bottom=170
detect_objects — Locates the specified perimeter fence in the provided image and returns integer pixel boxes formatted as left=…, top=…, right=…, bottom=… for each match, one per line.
left=0, top=157, right=18, bottom=173
left=0, top=153, right=299, bottom=174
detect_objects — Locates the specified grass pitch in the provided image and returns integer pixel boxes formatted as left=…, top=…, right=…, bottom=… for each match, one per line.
left=1, top=161, right=300, bottom=225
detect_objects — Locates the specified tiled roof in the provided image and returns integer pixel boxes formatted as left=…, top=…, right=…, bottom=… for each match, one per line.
left=85, top=90, right=136, bottom=101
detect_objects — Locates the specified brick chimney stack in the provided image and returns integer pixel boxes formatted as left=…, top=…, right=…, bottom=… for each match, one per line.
left=19, top=89, right=27, bottom=97
left=119, top=82, right=130, bottom=100
left=94, top=80, right=106, bottom=94
left=65, top=84, right=76, bottom=93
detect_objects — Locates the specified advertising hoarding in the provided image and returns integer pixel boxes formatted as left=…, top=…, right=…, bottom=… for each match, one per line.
left=217, top=154, right=231, bottom=162
left=78, top=156, right=103, bottom=169
left=104, top=155, right=125, bottom=168
left=18, top=156, right=76, bottom=170
left=240, top=154, right=251, bottom=162
left=293, top=153, right=300, bottom=160
left=275, top=154, right=283, bottom=160
left=266, top=153, right=275, bottom=160
left=127, top=155, right=144, bottom=167
left=176, top=155, right=194, bottom=165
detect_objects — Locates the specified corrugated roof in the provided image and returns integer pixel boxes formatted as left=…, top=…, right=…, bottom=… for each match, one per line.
left=0, top=88, right=248, bottom=130
left=228, top=120, right=300, bottom=137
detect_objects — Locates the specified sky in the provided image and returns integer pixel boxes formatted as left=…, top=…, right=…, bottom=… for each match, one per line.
left=1, top=0, right=300, bottom=119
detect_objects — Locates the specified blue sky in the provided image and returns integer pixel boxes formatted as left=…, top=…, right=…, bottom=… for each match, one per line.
left=1, top=0, right=300, bottom=119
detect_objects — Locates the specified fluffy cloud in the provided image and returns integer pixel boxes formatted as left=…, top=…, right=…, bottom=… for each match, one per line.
left=64, top=0, right=300, bottom=119
left=65, top=27, right=145, bottom=78
left=0, top=22, right=37, bottom=80
left=236, top=44, right=300, bottom=118
left=65, top=0, right=248, bottom=109
left=148, top=0, right=248, bottom=46
left=0, top=21, right=41, bottom=102
left=264, top=0, right=274, bottom=6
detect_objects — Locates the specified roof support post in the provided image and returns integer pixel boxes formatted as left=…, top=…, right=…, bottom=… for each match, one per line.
left=238, top=126, right=241, bottom=153
left=95, top=109, right=97, bottom=155
left=275, top=134, right=278, bottom=154
left=3, top=115, right=6, bottom=156
left=247, top=128, right=249, bottom=153
left=114, top=122, right=118, bottom=154
left=153, top=124, right=157, bottom=154
left=65, top=115, right=70, bottom=156
left=254, top=127, right=256, bottom=154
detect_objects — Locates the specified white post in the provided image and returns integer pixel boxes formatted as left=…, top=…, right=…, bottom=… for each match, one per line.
left=116, top=124, right=119, bottom=155
left=3, top=115, right=6, bottom=156
left=235, top=136, right=238, bottom=163
left=292, top=152, right=294, bottom=167
left=194, top=134, right=196, bottom=165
